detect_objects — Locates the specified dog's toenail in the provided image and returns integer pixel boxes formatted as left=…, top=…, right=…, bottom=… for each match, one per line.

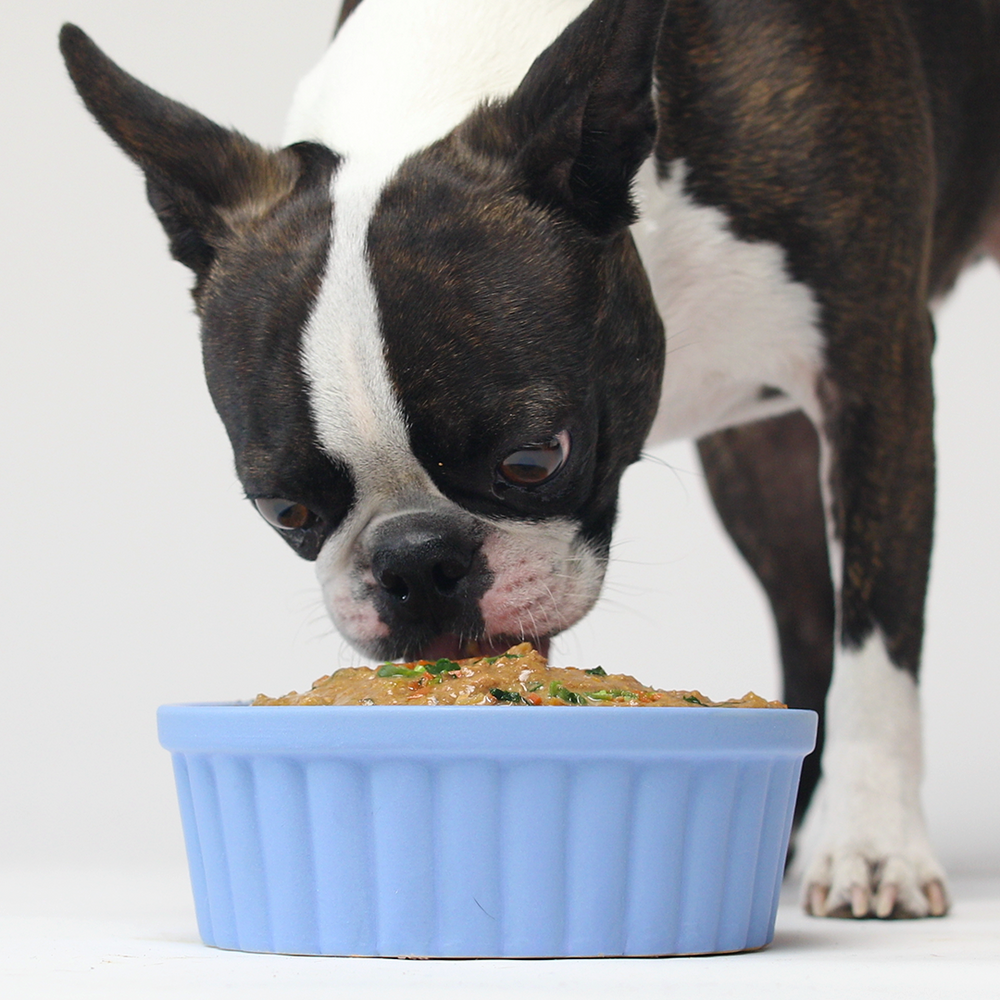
left=875, top=884, right=897, bottom=918
left=926, top=880, right=949, bottom=916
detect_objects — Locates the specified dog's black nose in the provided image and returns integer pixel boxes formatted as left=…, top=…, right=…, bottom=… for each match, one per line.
left=369, top=512, right=487, bottom=627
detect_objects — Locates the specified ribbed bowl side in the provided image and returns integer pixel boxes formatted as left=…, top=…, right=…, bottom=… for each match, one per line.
left=367, top=760, right=437, bottom=955
left=305, top=759, right=378, bottom=955
left=562, top=760, right=634, bottom=955
left=431, top=760, right=503, bottom=955
left=169, top=748, right=804, bottom=957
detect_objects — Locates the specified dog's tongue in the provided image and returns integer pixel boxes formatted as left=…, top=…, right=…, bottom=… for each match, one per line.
left=419, top=635, right=550, bottom=661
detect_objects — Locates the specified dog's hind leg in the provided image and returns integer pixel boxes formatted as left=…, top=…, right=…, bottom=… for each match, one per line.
left=697, top=411, right=834, bottom=832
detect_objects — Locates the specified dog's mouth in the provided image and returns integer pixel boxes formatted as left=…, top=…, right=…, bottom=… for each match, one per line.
left=417, top=634, right=551, bottom=662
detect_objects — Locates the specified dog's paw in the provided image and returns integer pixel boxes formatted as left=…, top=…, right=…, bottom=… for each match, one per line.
left=801, top=848, right=949, bottom=919
left=796, top=632, right=950, bottom=919
left=794, top=774, right=949, bottom=919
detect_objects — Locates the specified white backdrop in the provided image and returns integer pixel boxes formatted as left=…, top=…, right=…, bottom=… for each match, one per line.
left=2, top=0, right=998, bottom=876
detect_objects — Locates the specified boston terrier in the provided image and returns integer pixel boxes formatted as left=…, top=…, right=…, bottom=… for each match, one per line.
left=60, top=0, right=1000, bottom=919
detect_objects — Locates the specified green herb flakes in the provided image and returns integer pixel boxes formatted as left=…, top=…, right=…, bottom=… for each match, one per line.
left=548, top=682, right=587, bottom=705
left=426, top=658, right=460, bottom=675
left=490, top=688, right=530, bottom=704
left=376, top=663, right=425, bottom=678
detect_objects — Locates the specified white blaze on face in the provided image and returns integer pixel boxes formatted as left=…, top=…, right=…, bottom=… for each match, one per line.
left=301, top=159, right=443, bottom=645
left=301, top=162, right=435, bottom=507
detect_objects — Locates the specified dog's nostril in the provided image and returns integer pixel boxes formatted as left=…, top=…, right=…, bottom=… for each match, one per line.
left=377, top=559, right=468, bottom=602
left=379, top=570, right=410, bottom=601
left=432, top=558, right=469, bottom=595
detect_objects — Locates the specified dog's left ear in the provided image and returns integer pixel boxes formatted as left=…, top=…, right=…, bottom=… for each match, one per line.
left=59, top=24, right=325, bottom=282
left=460, top=0, right=662, bottom=237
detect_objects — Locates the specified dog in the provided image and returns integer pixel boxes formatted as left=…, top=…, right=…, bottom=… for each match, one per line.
left=60, top=0, right=1000, bottom=919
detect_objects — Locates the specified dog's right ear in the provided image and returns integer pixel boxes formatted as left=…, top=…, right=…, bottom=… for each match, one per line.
left=59, top=24, right=321, bottom=280
left=457, top=0, right=662, bottom=238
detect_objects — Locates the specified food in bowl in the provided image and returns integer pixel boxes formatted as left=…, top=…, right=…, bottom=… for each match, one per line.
left=252, top=642, right=786, bottom=707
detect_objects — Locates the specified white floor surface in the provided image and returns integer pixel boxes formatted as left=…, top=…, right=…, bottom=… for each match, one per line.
left=1, top=867, right=997, bottom=999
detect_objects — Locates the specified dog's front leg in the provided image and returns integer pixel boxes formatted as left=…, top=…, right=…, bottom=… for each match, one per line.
left=799, top=307, right=948, bottom=919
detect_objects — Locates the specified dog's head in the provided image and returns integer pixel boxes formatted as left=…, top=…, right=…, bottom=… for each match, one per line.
left=60, top=0, right=665, bottom=661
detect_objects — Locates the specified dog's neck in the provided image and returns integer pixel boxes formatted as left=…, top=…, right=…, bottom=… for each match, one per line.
left=283, top=0, right=591, bottom=177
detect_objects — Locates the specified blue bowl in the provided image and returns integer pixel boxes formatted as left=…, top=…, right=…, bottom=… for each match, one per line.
left=158, top=703, right=816, bottom=957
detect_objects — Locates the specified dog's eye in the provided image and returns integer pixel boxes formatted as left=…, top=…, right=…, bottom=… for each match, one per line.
left=498, top=430, right=570, bottom=487
left=254, top=498, right=316, bottom=531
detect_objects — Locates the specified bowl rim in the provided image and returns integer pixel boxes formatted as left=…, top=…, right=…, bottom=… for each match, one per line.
left=157, top=702, right=818, bottom=757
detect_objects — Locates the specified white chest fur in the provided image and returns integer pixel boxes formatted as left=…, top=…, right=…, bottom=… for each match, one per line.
left=632, top=158, right=824, bottom=444
left=283, top=0, right=591, bottom=165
